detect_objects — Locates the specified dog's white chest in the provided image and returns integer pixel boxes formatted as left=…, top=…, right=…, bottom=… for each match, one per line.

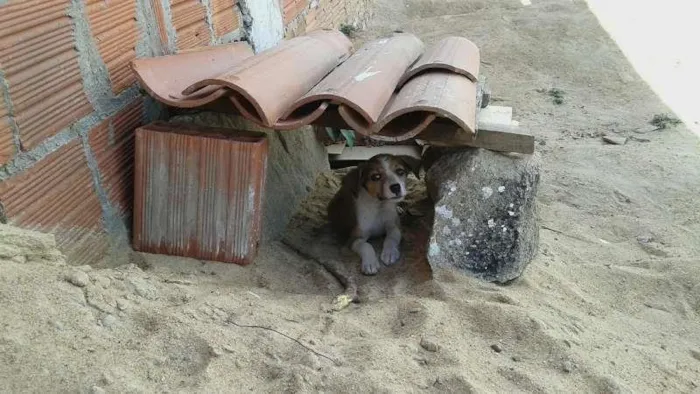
left=355, top=192, right=397, bottom=238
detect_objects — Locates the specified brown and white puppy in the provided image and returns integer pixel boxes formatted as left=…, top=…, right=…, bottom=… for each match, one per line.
left=327, top=154, right=420, bottom=275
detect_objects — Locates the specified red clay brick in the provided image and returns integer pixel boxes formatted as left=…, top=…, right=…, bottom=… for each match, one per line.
left=0, top=98, right=14, bottom=165
left=283, top=0, right=308, bottom=24
left=88, top=99, right=145, bottom=217
left=0, top=139, right=108, bottom=265
left=170, top=0, right=211, bottom=50
left=0, top=0, right=93, bottom=151
left=305, top=0, right=348, bottom=31
left=86, top=0, right=140, bottom=94
left=150, top=0, right=171, bottom=53
left=211, top=0, right=241, bottom=39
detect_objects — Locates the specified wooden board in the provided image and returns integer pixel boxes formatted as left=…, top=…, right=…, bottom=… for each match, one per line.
left=329, top=145, right=422, bottom=162
left=417, top=118, right=534, bottom=154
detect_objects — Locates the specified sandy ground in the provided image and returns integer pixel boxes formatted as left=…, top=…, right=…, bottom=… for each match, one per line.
left=2, top=0, right=700, bottom=392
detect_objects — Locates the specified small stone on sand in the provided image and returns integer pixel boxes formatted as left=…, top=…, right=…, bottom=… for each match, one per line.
left=602, top=135, right=627, bottom=145
left=562, top=360, right=574, bottom=373
left=65, top=271, right=90, bottom=288
left=420, top=336, right=440, bottom=352
left=101, top=314, right=117, bottom=328
left=491, top=344, right=503, bottom=353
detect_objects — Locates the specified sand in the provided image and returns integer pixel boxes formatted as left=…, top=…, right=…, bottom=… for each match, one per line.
left=2, top=0, right=700, bottom=392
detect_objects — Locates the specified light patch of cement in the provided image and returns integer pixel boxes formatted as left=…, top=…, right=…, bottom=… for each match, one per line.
left=239, top=0, right=284, bottom=52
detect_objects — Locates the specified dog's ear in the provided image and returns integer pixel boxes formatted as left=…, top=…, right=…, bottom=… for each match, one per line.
left=343, top=163, right=366, bottom=196
left=396, top=155, right=422, bottom=179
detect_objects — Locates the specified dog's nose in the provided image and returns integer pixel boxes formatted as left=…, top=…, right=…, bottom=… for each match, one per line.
left=390, top=183, right=401, bottom=195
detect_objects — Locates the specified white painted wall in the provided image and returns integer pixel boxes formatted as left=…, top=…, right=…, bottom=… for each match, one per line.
left=246, top=0, right=284, bottom=52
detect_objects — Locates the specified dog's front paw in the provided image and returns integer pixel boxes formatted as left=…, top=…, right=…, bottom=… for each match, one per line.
left=381, top=244, right=401, bottom=265
left=361, top=256, right=381, bottom=275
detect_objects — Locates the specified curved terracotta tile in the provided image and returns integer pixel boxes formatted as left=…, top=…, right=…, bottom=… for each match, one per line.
left=275, top=34, right=424, bottom=133
left=182, top=29, right=353, bottom=128
left=371, top=71, right=477, bottom=142
left=397, top=36, right=480, bottom=88
left=131, top=42, right=254, bottom=108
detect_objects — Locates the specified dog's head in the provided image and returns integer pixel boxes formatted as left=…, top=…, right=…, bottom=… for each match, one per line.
left=348, top=154, right=421, bottom=202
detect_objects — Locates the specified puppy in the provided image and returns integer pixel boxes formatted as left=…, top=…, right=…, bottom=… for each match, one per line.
left=327, top=154, right=420, bottom=275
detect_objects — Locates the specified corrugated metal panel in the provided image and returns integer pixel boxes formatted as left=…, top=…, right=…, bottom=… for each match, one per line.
left=211, top=0, right=240, bottom=38
left=89, top=99, right=145, bottom=216
left=0, top=97, right=14, bottom=165
left=133, top=121, right=268, bottom=265
left=86, top=0, right=139, bottom=94
left=170, top=0, right=210, bottom=50
left=0, top=0, right=93, bottom=150
left=0, top=139, right=108, bottom=265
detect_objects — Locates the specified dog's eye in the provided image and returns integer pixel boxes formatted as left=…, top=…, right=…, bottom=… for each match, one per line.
left=396, top=168, right=406, bottom=176
left=370, top=174, right=381, bottom=181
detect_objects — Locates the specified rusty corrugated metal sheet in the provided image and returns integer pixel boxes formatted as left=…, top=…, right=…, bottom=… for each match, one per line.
left=0, top=0, right=93, bottom=150
left=276, top=34, right=424, bottom=133
left=133, top=121, right=269, bottom=265
left=398, top=36, right=480, bottom=87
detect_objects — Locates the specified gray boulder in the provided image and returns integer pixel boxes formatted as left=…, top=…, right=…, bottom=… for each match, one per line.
left=169, top=112, right=329, bottom=242
left=424, top=147, right=541, bottom=283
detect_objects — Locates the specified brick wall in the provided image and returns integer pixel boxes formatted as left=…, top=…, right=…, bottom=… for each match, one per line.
left=0, top=0, right=371, bottom=266
left=284, top=0, right=374, bottom=38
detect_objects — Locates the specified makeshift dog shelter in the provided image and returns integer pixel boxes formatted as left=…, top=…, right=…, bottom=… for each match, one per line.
left=130, top=29, right=537, bottom=276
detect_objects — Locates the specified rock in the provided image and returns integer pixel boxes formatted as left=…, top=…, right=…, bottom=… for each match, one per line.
left=100, top=372, right=114, bottom=386
left=562, top=360, right=574, bottom=373
left=101, top=314, right=117, bottom=328
left=491, top=344, right=503, bottom=353
left=65, top=271, right=90, bottom=288
left=602, top=135, right=627, bottom=145
left=424, top=148, right=541, bottom=283
left=0, top=223, right=65, bottom=263
left=116, top=299, right=129, bottom=311
left=300, top=352, right=322, bottom=370
left=169, top=112, right=329, bottom=242
left=90, top=386, right=106, bottom=394
left=420, top=336, right=440, bottom=352
left=690, top=349, right=700, bottom=361
left=126, top=278, right=158, bottom=300
left=92, top=275, right=111, bottom=289
left=10, top=255, right=27, bottom=264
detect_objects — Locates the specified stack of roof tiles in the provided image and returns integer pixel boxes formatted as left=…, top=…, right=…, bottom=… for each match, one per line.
left=132, top=29, right=480, bottom=142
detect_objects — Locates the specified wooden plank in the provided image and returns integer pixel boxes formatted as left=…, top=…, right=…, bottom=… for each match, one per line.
left=478, top=105, right=513, bottom=133
left=417, top=118, right=534, bottom=154
left=173, top=102, right=535, bottom=154
left=330, top=145, right=422, bottom=162
left=325, top=142, right=346, bottom=155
